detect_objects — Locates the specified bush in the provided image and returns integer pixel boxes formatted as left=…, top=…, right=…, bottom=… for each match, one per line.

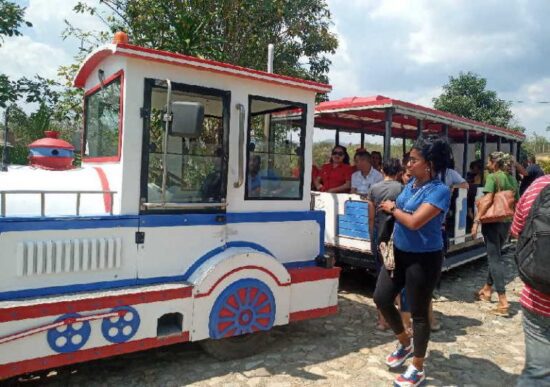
left=538, top=159, right=550, bottom=174
left=0, top=145, right=28, bottom=165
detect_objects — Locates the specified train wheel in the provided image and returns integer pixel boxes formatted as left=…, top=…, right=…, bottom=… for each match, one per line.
left=101, top=306, right=141, bottom=343
left=47, top=313, right=91, bottom=353
left=201, top=278, right=276, bottom=360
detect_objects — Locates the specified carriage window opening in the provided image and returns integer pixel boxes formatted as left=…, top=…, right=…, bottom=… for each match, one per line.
left=146, top=86, right=226, bottom=204
left=246, top=97, right=306, bottom=200
left=84, top=77, right=121, bottom=159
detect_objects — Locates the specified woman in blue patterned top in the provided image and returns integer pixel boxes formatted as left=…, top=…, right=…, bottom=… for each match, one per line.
left=373, top=135, right=452, bottom=387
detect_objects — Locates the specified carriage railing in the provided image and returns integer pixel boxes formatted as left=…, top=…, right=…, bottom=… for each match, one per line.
left=0, top=190, right=117, bottom=217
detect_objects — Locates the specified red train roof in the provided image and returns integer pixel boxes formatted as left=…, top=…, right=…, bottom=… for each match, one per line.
left=74, top=43, right=332, bottom=94
left=315, top=95, right=525, bottom=142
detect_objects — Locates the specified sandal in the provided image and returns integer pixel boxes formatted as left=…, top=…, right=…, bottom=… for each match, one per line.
left=489, top=306, right=509, bottom=317
left=474, top=291, right=491, bottom=302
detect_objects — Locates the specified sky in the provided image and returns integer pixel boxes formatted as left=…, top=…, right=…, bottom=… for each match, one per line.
left=2, top=0, right=550, bottom=138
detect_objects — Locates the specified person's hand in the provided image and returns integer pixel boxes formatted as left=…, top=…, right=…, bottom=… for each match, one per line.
left=471, top=221, right=479, bottom=239
left=379, top=200, right=396, bottom=214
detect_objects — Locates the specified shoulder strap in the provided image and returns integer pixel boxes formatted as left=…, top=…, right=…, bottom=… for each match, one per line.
left=494, top=172, right=502, bottom=192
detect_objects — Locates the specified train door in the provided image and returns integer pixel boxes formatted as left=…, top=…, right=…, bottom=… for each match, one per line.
left=136, top=79, right=230, bottom=280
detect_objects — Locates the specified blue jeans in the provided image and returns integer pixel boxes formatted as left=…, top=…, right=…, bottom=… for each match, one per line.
left=517, top=308, right=550, bottom=386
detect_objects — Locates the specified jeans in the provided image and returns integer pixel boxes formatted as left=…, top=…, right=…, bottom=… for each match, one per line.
left=481, top=222, right=510, bottom=295
left=517, top=308, right=550, bottom=386
left=373, top=248, right=443, bottom=358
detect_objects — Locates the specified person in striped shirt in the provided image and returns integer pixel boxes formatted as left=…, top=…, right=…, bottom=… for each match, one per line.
left=510, top=174, right=550, bottom=386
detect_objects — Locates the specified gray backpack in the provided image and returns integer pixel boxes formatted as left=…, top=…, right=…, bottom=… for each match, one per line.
left=515, top=184, right=550, bottom=294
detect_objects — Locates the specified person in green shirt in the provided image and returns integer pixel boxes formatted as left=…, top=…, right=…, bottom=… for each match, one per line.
left=472, top=151, right=518, bottom=317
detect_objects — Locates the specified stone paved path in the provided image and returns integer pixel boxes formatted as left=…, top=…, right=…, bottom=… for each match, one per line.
left=11, top=247, right=525, bottom=387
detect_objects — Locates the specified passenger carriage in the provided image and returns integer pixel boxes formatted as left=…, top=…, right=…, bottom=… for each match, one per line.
left=312, top=96, right=525, bottom=272
left=0, top=34, right=339, bottom=379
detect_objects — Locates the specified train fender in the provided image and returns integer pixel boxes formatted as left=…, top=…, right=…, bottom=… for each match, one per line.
left=187, top=247, right=291, bottom=341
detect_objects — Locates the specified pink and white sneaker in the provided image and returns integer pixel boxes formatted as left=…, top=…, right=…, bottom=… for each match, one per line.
left=385, top=341, right=414, bottom=368
left=394, top=364, right=426, bottom=387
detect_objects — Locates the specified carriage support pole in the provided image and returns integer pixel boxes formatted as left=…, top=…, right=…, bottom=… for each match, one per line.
left=462, top=130, right=469, bottom=176
left=417, top=118, right=424, bottom=139
left=383, top=108, right=393, bottom=162
left=481, top=133, right=487, bottom=185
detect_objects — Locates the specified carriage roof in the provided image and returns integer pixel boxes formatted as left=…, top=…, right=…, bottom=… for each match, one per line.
left=315, top=95, right=525, bottom=142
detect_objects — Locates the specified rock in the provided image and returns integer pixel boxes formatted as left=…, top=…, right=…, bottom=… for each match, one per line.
left=245, top=360, right=265, bottom=371
left=244, top=367, right=271, bottom=378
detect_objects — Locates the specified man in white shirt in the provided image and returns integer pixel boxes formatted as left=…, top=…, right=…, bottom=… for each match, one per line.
left=351, top=151, right=383, bottom=195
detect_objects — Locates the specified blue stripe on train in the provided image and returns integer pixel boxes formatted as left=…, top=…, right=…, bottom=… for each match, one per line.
left=0, top=211, right=325, bottom=300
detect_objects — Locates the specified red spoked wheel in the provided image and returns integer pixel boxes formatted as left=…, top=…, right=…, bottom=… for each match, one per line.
left=208, top=278, right=276, bottom=340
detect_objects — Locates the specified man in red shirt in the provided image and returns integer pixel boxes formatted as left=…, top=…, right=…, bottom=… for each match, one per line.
left=510, top=174, right=550, bottom=386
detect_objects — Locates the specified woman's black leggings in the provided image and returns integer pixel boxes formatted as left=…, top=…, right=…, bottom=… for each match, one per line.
left=373, top=247, right=443, bottom=358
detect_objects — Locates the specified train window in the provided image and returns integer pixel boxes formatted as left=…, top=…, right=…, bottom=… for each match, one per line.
left=83, top=75, right=121, bottom=160
left=143, top=80, right=229, bottom=205
left=245, top=96, right=307, bottom=200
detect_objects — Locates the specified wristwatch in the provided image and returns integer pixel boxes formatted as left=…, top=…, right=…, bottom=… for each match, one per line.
left=390, top=205, right=397, bottom=213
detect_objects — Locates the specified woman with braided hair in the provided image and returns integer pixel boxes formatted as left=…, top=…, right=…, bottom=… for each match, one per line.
left=374, top=135, right=452, bottom=386
left=472, top=151, right=519, bottom=317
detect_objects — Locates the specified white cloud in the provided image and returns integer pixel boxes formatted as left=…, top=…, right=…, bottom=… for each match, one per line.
left=0, top=0, right=107, bottom=81
left=507, top=78, right=550, bottom=136
left=25, top=0, right=105, bottom=36
left=0, top=36, right=70, bottom=79
left=324, top=0, right=550, bottom=137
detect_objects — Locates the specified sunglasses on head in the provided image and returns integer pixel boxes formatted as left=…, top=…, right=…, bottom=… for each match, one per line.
left=332, top=151, right=344, bottom=156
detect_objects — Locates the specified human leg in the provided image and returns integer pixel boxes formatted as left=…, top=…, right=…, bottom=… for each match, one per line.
left=374, top=251, right=413, bottom=368
left=373, top=262, right=407, bottom=337
left=517, top=308, right=550, bottom=386
left=482, top=223, right=507, bottom=298
left=405, top=250, right=443, bottom=368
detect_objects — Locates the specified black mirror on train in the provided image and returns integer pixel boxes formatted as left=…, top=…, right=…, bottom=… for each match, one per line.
left=170, top=101, right=204, bottom=138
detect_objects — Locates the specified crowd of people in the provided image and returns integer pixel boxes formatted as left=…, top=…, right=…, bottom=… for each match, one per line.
left=314, top=138, right=550, bottom=387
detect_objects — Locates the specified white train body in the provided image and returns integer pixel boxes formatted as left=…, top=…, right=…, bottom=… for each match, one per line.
left=0, top=40, right=339, bottom=379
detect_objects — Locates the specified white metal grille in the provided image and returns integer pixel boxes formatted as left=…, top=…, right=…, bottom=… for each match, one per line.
left=16, top=238, right=122, bottom=276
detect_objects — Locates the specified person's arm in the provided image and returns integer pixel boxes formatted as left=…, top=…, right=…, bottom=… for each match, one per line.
left=379, top=201, right=441, bottom=230
left=314, top=175, right=323, bottom=191
left=327, top=180, right=351, bottom=193
left=449, top=169, right=469, bottom=190
left=367, top=199, right=375, bottom=239
left=510, top=196, right=526, bottom=239
left=453, top=181, right=469, bottom=190
left=515, top=162, right=528, bottom=177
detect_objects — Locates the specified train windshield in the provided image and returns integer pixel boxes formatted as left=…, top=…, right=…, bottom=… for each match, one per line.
left=83, top=76, right=121, bottom=159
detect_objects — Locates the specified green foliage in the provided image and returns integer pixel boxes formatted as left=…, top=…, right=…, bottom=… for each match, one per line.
left=522, top=133, right=550, bottom=159
left=538, top=159, right=550, bottom=174
left=69, top=0, right=338, bottom=87
left=0, top=0, right=32, bottom=45
left=0, top=144, right=27, bottom=165
left=433, top=71, right=515, bottom=129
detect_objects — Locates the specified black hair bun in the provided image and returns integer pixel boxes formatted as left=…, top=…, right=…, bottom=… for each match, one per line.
left=412, top=135, right=452, bottom=175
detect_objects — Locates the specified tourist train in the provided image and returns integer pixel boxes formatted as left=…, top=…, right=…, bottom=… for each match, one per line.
left=0, top=33, right=339, bottom=379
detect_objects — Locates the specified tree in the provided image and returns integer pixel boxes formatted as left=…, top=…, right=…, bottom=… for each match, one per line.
left=433, top=72, right=515, bottom=129
left=0, top=0, right=32, bottom=45
left=69, top=0, right=338, bottom=86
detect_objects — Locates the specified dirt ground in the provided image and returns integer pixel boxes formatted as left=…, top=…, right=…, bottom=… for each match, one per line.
left=7, top=247, right=525, bottom=387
